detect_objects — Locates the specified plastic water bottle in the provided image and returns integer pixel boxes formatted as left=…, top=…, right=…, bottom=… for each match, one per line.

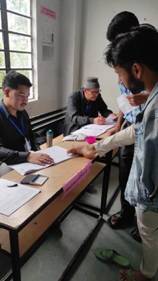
left=46, top=129, right=53, bottom=147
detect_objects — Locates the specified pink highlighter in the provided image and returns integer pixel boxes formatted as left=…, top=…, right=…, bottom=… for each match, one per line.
left=85, top=136, right=96, bottom=144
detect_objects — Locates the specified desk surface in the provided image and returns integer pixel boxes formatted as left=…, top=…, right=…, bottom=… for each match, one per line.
left=41, top=131, right=109, bottom=150
left=0, top=133, right=107, bottom=230
left=50, top=132, right=117, bottom=158
left=54, top=131, right=108, bottom=144
left=1, top=157, right=104, bottom=230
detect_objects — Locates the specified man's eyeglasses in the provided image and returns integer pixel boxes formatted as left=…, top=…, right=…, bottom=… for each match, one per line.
left=15, top=93, right=30, bottom=99
left=90, top=90, right=100, bottom=94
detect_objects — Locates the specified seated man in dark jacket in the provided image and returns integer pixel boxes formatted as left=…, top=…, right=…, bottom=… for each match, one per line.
left=0, top=70, right=53, bottom=165
left=64, top=77, right=115, bottom=135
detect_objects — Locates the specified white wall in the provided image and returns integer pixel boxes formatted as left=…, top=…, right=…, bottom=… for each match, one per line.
left=27, top=0, right=83, bottom=116
left=59, top=0, right=83, bottom=106
left=27, top=0, right=61, bottom=116
left=27, top=0, right=158, bottom=116
left=80, top=0, right=158, bottom=112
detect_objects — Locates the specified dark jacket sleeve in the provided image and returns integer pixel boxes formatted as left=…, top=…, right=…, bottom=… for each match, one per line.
left=97, top=95, right=113, bottom=117
left=0, top=110, right=38, bottom=165
left=0, top=145, right=29, bottom=165
left=64, top=92, right=91, bottom=135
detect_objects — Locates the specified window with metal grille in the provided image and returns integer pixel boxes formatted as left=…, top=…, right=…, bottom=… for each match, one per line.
left=0, top=0, right=34, bottom=99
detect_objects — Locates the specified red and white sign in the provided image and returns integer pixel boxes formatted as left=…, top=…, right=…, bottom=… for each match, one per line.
left=40, top=6, right=56, bottom=19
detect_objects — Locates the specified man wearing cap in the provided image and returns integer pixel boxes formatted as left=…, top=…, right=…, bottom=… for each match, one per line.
left=64, top=77, right=115, bottom=135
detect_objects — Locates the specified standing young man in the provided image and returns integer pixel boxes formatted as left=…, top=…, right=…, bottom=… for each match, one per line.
left=106, top=11, right=149, bottom=232
left=69, top=25, right=158, bottom=281
left=0, top=71, right=53, bottom=165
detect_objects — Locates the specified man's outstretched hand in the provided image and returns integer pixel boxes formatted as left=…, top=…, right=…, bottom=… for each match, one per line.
left=68, top=144, right=98, bottom=159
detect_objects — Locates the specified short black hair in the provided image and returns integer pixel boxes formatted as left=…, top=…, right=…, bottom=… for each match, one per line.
left=2, top=70, right=32, bottom=89
left=106, top=24, right=158, bottom=72
left=106, top=11, right=139, bottom=42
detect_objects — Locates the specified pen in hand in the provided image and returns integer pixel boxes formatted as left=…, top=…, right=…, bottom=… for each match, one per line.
left=93, top=112, right=105, bottom=125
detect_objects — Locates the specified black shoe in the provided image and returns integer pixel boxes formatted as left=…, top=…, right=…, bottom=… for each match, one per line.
left=108, top=211, right=135, bottom=229
left=131, top=227, right=142, bottom=243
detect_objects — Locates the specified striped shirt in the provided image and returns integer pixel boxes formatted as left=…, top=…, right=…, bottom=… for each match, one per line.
left=119, top=83, right=143, bottom=124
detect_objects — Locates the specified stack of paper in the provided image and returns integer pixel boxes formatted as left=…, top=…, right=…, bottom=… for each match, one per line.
left=72, top=124, right=114, bottom=137
left=0, top=179, right=40, bottom=216
left=117, top=95, right=137, bottom=114
left=10, top=146, right=74, bottom=175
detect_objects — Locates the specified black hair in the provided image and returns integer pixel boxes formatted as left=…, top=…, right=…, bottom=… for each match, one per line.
left=106, top=24, right=158, bottom=72
left=2, top=70, right=32, bottom=89
left=106, top=11, right=139, bottom=42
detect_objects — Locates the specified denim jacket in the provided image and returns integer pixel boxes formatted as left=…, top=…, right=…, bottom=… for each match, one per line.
left=125, top=82, right=158, bottom=211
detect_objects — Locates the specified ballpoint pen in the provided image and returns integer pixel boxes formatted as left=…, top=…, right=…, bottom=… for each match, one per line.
left=7, top=183, right=18, bottom=187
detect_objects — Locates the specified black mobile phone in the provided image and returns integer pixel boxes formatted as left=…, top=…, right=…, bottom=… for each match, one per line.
left=21, top=174, right=48, bottom=185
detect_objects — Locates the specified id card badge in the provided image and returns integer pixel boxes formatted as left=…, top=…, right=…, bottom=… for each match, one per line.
left=24, top=138, right=31, bottom=152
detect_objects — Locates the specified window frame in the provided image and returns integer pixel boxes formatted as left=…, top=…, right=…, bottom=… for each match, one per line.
left=0, top=0, right=34, bottom=99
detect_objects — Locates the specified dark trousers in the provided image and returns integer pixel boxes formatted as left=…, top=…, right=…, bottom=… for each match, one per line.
left=118, top=125, right=135, bottom=219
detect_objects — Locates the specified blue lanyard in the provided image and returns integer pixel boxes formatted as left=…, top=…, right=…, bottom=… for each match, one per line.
left=8, top=116, right=26, bottom=138
left=0, top=105, right=26, bottom=138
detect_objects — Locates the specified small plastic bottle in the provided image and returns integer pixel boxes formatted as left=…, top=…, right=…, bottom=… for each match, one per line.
left=46, top=129, right=53, bottom=147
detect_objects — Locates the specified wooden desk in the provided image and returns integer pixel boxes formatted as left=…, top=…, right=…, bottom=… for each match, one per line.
left=0, top=156, right=107, bottom=281
left=49, top=132, right=118, bottom=156
left=51, top=134, right=116, bottom=214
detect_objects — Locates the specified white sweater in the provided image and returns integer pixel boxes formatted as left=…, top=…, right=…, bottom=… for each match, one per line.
left=94, top=125, right=135, bottom=157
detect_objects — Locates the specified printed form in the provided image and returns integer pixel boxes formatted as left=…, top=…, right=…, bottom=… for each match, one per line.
left=0, top=179, right=40, bottom=216
left=10, top=146, right=74, bottom=175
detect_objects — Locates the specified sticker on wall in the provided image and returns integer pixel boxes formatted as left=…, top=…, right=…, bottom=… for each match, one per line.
left=40, top=6, right=56, bottom=61
left=40, top=6, right=56, bottom=19
left=42, top=31, right=54, bottom=60
left=42, top=45, right=54, bottom=60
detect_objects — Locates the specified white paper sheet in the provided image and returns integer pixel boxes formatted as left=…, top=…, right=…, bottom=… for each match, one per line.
left=105, top=115, right=116, bottom=125
left=71, top=124, right=114, bottom=137
left=0, top=179, right=40, bottom=216
left=10, top=146, right=74, bottom=175
left=63, top=134, right=86, bottom=141
left=117, top=95, right=137, bottom=114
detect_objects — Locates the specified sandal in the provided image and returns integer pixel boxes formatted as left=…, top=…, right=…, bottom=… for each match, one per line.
left=120, top=269, right=136, bottom=281
left=94, top=248, right=130, bottom=268
left=108, top=212, right=134, bottom=229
